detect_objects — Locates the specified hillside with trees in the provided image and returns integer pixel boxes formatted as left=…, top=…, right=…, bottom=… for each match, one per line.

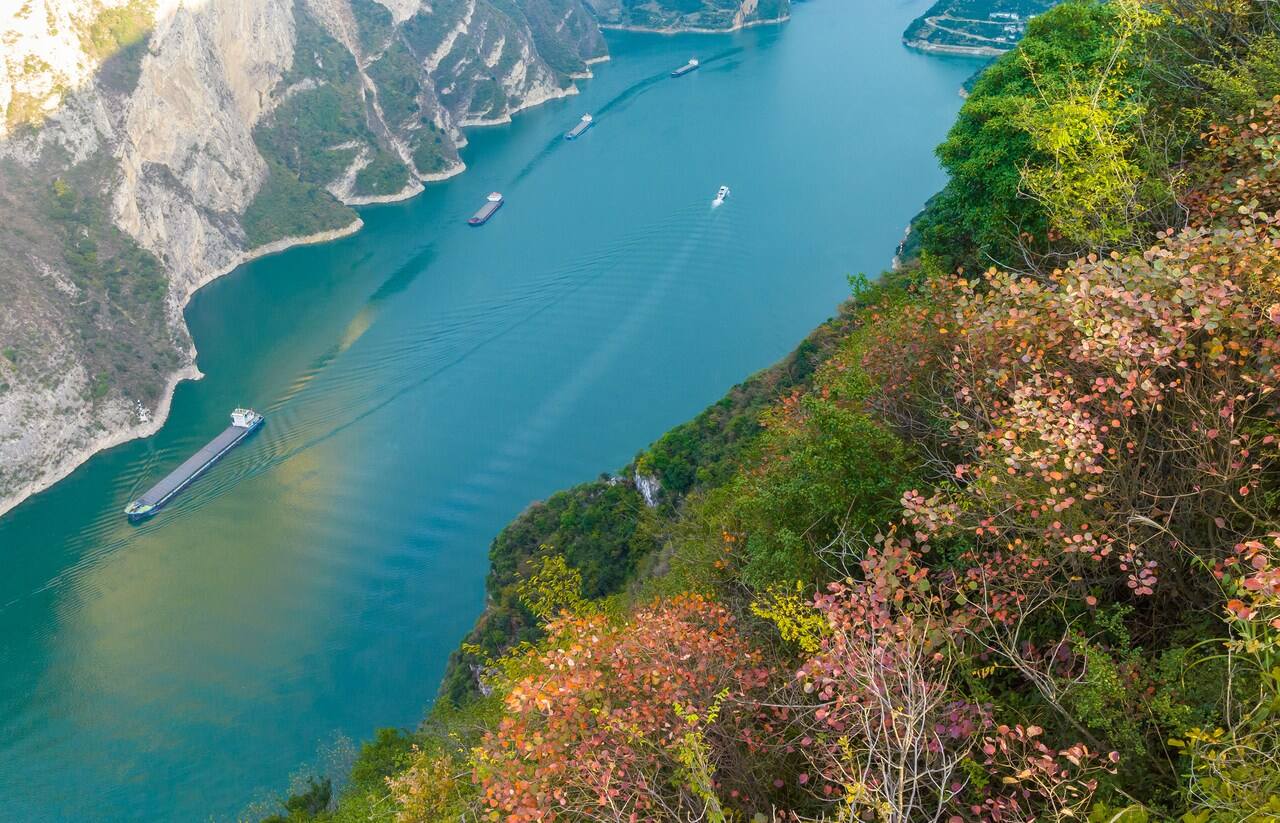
left=904, top=0, right=1059, bottom=56
left=257, top=0, right=1280, bottom=820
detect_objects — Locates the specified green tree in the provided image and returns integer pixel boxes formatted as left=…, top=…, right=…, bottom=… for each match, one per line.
left=731, top=394, right=916, bottom=588
left=916, top=0, right=1148, bottom=271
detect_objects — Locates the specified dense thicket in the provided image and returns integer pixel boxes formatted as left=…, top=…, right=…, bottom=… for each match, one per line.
left=258, top=2, right=1280, bottom=820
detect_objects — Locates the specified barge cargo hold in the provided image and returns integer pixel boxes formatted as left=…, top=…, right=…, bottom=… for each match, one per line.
left=468, top=192, right=504, bottom=225
left=124, top=408, right=264, bottom=521
left=671, top=58, right=699, bottom=77
left=565, top=114, right=594, bottom=140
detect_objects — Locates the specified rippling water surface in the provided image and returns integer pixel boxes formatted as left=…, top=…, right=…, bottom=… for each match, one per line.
left=0, top=3, right=977, bottom=819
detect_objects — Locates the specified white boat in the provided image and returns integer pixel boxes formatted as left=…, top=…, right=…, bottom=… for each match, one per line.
left=712, top=185, right=730, bottom=207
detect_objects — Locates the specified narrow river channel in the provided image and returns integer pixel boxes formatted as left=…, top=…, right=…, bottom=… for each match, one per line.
left=0, top=3, right=978, bottom=818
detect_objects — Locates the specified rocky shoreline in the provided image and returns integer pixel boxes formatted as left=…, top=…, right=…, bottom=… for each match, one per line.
left=459, top=81, right=580, bottom=128
left=599, top=14, right=789, bottom=34
left=0, top=28, right=605, bottom=519
left=0, top=364, right=199, bottom=520
left=903, top=37, right=1006, bottom=57
left=0, top=218, right=366, bottom=520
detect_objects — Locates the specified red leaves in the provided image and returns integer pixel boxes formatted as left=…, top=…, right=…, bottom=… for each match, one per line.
left=971, top=725, right=1116, bottom=821
left=1220, top=537, right=1280, bottom=630
left=861, top=132, right=1280, bottom=617
left=474, top=595, right=769, bottom=822
left=1225, top=598, right=1254, bottom=620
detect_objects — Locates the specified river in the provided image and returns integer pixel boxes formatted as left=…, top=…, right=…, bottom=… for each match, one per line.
left=0, top=2, right=978, bottom=819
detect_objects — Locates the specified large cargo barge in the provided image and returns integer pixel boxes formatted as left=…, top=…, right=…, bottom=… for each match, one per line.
left=468, top=192, right=504, bottom=225
left=565, top=114, right=594, bottom=140
left=124, top=408, right=264, bottom=521
left=671, top=58, right=699, bottom=77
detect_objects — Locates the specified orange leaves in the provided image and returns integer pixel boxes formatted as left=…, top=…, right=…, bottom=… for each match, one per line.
left=474, top=595, right=770, bottom=822
left=1189, top=98, right=1280, bottom=227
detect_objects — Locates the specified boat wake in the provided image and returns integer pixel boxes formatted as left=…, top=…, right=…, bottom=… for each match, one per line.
left=5, top=179, right=750, bottom=615
left=510, top=46, right=743, bottom=187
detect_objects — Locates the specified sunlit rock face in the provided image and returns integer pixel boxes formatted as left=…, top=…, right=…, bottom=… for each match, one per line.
left=0, top=0, right=608, bottom=516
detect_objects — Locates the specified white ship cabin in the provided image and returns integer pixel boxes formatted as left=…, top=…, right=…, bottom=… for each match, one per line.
left=231, top=408, right=259, bottom=428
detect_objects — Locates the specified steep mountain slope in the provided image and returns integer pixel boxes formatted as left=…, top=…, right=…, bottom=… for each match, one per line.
left=0, top=0, right=608, bottom=517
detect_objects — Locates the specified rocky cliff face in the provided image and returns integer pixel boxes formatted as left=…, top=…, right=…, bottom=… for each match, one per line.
left=0, top=0, right=785, bottom=517
left=583, top=0, right=789, bottom=31
left=0, top=0, right=606, bottom=517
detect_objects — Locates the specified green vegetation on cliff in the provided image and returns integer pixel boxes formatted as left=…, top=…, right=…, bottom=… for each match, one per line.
left=0, top=149, right=177, bottom=426
left=903, top=0, right=1058, bottom=55
left=912, top=0, right=1280, bottom=273
left=584, top=0, right=790, bottom=31
left=241, top=157, right=357, bottom=248
left=243, top=5, right=372, bottom=245
left=257, top=1, right=1280, bottom=820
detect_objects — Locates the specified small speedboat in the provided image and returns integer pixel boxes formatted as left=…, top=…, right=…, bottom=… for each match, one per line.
left=712, top=185, right=730, bottom=207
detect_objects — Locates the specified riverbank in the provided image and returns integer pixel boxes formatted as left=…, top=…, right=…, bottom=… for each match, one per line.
left=458, top=80, right=581, bottom=128
left=0, top=364, right=201, bottom=521
left=0, top=218, right=365, bottom=521
left=598, top=14, right=789, bottom=35
left=0, top=55, right=607, bottom=520
left=903, top=37, right=1006, bottom=56
left=570, top=54, right=613, bottom=80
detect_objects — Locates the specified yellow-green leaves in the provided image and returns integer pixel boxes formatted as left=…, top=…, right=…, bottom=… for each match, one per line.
left=516, top=551, right=590, bottom=624
left=1017, top=84, right=1144, bottom=247
left=750, top=581, right=829, bottom=653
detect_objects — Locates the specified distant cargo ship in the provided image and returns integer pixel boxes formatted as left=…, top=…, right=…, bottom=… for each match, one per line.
left=712, top=185, right=730, bottom=207
left=124, top=408, right=264, bottom=522
left=565, top=114, right=594, bottom=140
left=671, top=58, right=700, bottom=77
left=468, top=192, right=504, bottom=225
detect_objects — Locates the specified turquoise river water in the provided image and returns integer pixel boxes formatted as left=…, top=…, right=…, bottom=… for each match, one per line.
left=0, top=2, right=978, bottom=819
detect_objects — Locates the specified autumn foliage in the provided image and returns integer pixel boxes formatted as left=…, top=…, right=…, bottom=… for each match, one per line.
left=472, top=595, right=775, bottom=821
left=271, top=20, right=1280, bottom=823
left=374, top=100, right=1280, bottom=823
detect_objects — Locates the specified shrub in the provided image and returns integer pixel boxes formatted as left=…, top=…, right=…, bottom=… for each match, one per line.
left=473, top=595, right=775, bottom=821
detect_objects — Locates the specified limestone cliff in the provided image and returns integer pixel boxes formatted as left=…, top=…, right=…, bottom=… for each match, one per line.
left=583, top=0, right=789, bottom=32
left=0, top=0, right=606, bottom=517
